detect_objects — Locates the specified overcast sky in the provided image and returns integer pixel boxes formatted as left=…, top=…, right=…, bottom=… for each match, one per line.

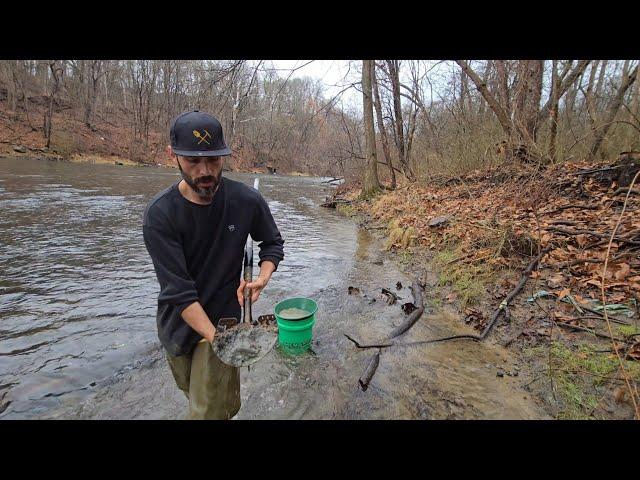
left=268, top=60, right=363, bottom=109
left=265, top=60, right=455, bottom=112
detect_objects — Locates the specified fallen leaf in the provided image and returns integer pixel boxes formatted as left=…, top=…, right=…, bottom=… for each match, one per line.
left=546, top=273, right=564, bottom=287
left=575, top=234, right=589, bottom=248
left=586, top=279, right=602, bottom=288
left=557, top=288, right=571, bottom=300
left=614, top=263, right=631, bottom=281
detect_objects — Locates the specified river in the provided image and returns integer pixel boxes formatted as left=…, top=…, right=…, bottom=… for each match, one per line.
left=0, top=157, right=547, bottom=419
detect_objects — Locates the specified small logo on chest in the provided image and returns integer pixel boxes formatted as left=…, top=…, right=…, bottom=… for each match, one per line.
left=228, top=224, right=235, bottom=232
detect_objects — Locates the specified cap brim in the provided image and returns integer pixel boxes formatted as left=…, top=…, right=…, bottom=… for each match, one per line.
left=173, top=147, right=232, bottom=157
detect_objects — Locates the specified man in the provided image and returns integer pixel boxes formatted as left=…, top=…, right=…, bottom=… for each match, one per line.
left=142, top=110, right=284, bottom=420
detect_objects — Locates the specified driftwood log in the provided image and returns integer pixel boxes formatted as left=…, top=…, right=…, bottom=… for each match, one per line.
left=320, top=198, right=351, bottom=208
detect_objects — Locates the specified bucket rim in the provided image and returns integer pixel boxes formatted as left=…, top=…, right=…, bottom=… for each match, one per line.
left=274, top=297, right=318, bottom=321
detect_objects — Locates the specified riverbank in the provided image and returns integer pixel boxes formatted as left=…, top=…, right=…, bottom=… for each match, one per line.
left=0, top=101, right=309, bottom=175
left=331, top=158, right=640, bottom=419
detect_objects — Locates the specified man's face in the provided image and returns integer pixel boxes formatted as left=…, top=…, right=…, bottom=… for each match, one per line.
left=175, top=155, right=224, bottom=199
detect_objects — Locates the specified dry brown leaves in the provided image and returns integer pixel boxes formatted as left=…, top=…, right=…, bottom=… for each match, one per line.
left=345, top=159, right=639, bottom=309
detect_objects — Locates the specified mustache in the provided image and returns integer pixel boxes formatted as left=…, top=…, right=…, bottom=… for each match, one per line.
left=195, top=176, right=217, bottom=185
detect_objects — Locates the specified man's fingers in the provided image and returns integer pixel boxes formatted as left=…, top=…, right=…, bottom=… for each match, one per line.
left=237, top=280, right=246, bottom=306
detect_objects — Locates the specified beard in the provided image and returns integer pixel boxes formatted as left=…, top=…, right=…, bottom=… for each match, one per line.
left=177, top=162, right=221, bottom=199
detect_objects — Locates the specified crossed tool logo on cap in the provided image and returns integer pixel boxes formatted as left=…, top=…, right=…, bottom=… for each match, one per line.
left=192, top=129, right=211, bottom=145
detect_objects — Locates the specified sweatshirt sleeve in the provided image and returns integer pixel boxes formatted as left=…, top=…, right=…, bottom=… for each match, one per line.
left=251, top=194, right=285, bottom=271
left=143, top=208, right=200, bottom=314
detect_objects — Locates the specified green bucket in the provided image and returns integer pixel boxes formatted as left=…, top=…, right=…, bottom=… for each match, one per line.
left=274, top=297, right=318, bottom=355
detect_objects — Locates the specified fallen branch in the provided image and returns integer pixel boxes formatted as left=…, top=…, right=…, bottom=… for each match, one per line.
left=358, top=350, right=380, bottom=391
left=345, top=333, right=479, bottom=350
left=554, top=321, right=625, bottom=342
left=572, top=165, right=622, bottom=176
left=547, top=226, right=640, bottom=247
left=478, top=247, right=552, bottom=340
left=612, top=187, right=640, bottom=196
left=548, top=219, right=580, bottom=226
left=545, top=204, right=599, bottom=215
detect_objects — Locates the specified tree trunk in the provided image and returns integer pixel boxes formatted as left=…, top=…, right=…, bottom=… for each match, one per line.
left=387, top=60, right=415, bottom=181
left=549, top=60, right=560, bottom=162
left=595, top=59, right=609, bottom=110
left=362, top=60, right=381, bottom=197
left=478, top=60, right=492, bottom=118
left=584, top=60, right=600, bottom=131
left=372, top=65, right=396, bottom=189
left=45, top=61, right=63, bottom=149
left=588, top=64, right=638, bottom=161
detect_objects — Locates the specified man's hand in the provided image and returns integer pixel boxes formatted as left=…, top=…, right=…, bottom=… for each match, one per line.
left=237, top=276, right=269, bottom=305
left=237, top=260, right=276, bottom=307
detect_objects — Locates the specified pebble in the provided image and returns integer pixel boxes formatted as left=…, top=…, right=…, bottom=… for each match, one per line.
left=496, top=370, right=505, bottom=377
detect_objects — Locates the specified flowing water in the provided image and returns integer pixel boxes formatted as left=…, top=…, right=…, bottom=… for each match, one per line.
left=0, top=157, right=548, bottom=419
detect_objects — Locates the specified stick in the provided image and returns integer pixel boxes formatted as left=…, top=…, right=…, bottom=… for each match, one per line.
left=344, top=334, right=393, bottom=349
left=554, top=322, right=625, bottom=342
left=345, top=333, right=480, bottom=350
left=571, top=165, right=621, bottom=176
left=612, top=187, right=640, bottom=196
left=547, top=226, right=640, bottom=246
left=545, top=204, right=599, bottom=215
left=478, top=247, right=552, bottom=339
left=358, top=350, right=380, bottom=391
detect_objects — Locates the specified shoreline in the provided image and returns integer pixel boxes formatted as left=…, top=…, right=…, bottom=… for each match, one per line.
left=328, top=169, right=640, bottom=420
left=0, top=152, right=321, bottom=177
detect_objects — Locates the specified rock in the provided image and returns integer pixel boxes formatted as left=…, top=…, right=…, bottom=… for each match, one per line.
left=496, top=370, right=505, bottom=377
left=428, top=215, right=451, bottom=228
left=13, top=145, right=27, bottom=153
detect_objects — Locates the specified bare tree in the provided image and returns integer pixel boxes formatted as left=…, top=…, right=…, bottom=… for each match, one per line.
left=372, top=64, right=396, bottom=189
left=362, top=60, right=381, bottom=197
left=588, top=63, right=638, bottom=161
left=44, top=60, right=64, bottom=149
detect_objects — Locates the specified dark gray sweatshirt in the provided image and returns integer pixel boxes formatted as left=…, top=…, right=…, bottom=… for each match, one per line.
left=142, top=177, right=284, bottom=356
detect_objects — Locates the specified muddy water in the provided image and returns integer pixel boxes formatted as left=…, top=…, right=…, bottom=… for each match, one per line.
left=0, top=157, right=548, bottom=419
